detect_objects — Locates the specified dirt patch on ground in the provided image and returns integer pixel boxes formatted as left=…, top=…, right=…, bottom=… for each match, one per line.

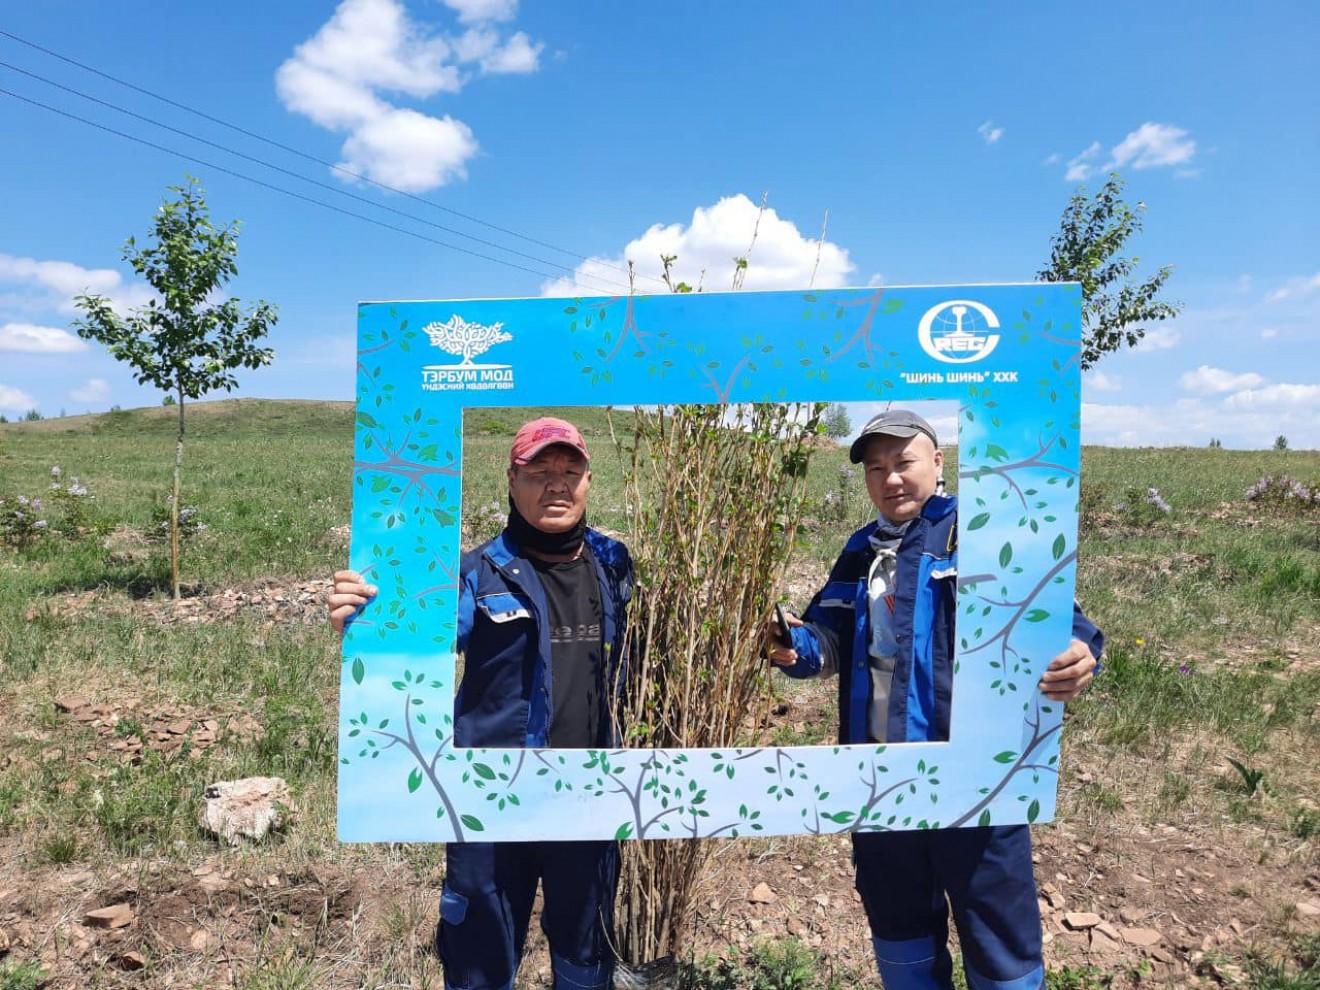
left=2, top=817, right=1315, bottom=988
left=33, top=576, right=330, bottom=628
left=24, top=696, right=265, bottom=766
left=4, top=572, right=1318, bottom=987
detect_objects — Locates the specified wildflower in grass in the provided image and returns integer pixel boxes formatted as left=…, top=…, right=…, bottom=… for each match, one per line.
left=1114, top=486, right=1172, bottom=527
left=1245, top=474, right=1320, bottom=514
left=151, top=496, right=206, bottom=541
left=1178, top=663, right=1193, bottom=675
left=1, top=493, right=51, bottom=547
left=1134, top=638, right=1145, bottom=646
left=50, top=465, right=62, bottom=479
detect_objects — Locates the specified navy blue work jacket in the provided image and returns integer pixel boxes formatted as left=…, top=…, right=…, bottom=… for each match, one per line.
left=453, top=527, right=633, bottom=748
left=779, top=494, right=1104, bottom=745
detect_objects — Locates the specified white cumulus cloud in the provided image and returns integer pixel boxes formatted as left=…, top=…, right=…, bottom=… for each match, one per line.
left=442, top=0, right=517, bottom=24
left=453, top=28, right=541, bottom=73
left=977, top=120, right=1003, bottom=145
left=338, top=107, right=478, bottom=191
left=70, top=378, right=112, bottom=403
left=1082, top=399, right=1214, bottom=447
left=539, top=194, right=854, bottom=298
left=0, top=384, right=37, bottom=412
left=0, top=323, right=87, bottom=354
left=276, top=0, right=542, bottom=192
left=1084, top=370, right=1123, bottom=392
left=1221, top=382, right=1320, bottom=412
left=1062, top=122, right=1197, bottom=181
left=0, top=253, right=154, bottom=316
left=1065, top=142, right=1101, bottom=182
left=1085, top=380, right=1320, bottom=449
left=1265, top=272, right=1320, bottom=302
left=1178, top=365, right=1266, bottom=394
left=1133, top=326, right=1182, bottom=352
left=1109, top=122, right=1196, bottom=170
left=0, top=252, right=154, bottom=314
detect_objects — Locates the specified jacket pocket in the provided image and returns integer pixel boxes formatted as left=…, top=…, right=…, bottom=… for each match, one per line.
left=476, top=591, right=534, bottom=624
left=439, top=884, right=468, bottom=925
left=818, top=581, right=857, bottom=609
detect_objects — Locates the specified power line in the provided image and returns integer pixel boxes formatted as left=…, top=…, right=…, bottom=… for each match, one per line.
left=0, top=58, right=631, bottom=293
left=0, top=27, right=668, bottom=290
left=0, top=85, right=611, bottom=288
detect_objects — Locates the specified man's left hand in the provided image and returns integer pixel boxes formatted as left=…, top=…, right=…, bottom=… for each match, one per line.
left=1038, top=639, right=1097, bottom=701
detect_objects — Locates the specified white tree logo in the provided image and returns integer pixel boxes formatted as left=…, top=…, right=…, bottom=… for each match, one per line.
left=424, top=315, right=513, bottom=366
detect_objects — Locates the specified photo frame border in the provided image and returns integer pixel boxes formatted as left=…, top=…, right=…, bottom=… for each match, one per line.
left=338, top=283, right=1084, bottom=842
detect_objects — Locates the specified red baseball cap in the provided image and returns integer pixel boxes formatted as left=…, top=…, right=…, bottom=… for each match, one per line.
left=509, top=417, right=590, bottom=465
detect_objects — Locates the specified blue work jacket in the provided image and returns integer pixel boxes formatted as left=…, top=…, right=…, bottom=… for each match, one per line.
left=780, top=494, right=1104, bottom=745
left=453, top=527, right=633, bottom=749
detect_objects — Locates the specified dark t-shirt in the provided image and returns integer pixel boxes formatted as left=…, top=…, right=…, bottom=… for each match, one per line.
left=531, top=551, right=603, bottom=748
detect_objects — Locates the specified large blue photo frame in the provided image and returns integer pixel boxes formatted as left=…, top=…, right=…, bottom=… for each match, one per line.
left=339, top=282, right=1084, bottom=842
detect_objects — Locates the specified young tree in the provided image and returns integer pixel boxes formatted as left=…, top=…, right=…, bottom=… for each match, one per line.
left=1038, top=172, right=1180, bottom=370
left=822, top=401, right=851, bottom=439
left=73, top=177, right=277, bottom=597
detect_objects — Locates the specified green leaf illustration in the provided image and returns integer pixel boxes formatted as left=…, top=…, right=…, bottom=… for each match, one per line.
left=615, top=822, right=635, bottom=840
left=978, top=809, right=992, bottom=827
left=1052, top=534, right=1066, bottom=560
left=993, top=751, right=1018, bottom=764
left=1027, top=799, right=1041, bottom=823
left=351, top=657, right=365, bottom=685
left=460, top=815, right=485, bottom=832
left=473, top=763, right=497, bottom=781
left=967, top=513, right=991, bottom=531
left=999, top=543, right=1013, bottom=567
left=407, top=768, right=422, bottom=793
left=1025, top=609, right=1050, bottom=623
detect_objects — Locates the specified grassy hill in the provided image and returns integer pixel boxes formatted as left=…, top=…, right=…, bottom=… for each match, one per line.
left=0, top=399, right=1317, bottom=989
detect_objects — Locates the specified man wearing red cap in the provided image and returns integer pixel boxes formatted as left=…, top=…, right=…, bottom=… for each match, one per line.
left=330, top=416, right=632, bottom=990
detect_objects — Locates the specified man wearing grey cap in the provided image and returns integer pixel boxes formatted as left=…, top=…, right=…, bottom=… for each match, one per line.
left=766, top=408, right=1104, bottom=990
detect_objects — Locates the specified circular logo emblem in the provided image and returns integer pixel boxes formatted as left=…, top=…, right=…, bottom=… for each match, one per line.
left=917, top=300, right=1001, bottom=364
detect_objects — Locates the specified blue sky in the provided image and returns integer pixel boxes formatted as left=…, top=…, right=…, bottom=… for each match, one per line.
left=1, top=0, right=1316, bottom=448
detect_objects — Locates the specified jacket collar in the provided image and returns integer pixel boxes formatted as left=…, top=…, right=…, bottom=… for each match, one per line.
left=921, top=492, right=957, bottom=523
left=485, top=526, right=615, bottom=569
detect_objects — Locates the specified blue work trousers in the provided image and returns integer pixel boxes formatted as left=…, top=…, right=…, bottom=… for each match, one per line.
left=853, top=825, right=1044, bottom=990
left=436, top=839, right=619, bottom=990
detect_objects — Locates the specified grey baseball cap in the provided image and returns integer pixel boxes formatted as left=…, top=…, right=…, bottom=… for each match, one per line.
left=848, top=409, right=939, bottom=463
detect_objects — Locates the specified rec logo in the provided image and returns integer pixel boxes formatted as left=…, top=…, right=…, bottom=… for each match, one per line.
left=916, top=300, right=1002, bottom=365
left=419, top=315, right=517, bottom=392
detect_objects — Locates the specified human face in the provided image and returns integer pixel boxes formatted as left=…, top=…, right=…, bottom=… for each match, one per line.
left=507, top=446, right=591, bottom=533
left=860, top=433, right=944, bottom=525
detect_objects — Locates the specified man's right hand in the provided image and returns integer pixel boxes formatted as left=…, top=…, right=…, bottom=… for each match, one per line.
left=762, top=608, right=803, bottom=668
left=328, top=569, right=377, bottom=634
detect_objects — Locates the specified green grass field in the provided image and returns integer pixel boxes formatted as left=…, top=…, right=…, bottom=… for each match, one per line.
left=1, top=399, right=1317, bottom=989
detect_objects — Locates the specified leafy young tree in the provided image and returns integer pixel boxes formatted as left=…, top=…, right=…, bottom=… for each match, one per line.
left=822, top=401, right=851, bottom=439
left=73, top=177, right=277, bottom=597
left=1038, top=172, right=1180, bottom=370
left=1274, top=434, right=1288, bottom=451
